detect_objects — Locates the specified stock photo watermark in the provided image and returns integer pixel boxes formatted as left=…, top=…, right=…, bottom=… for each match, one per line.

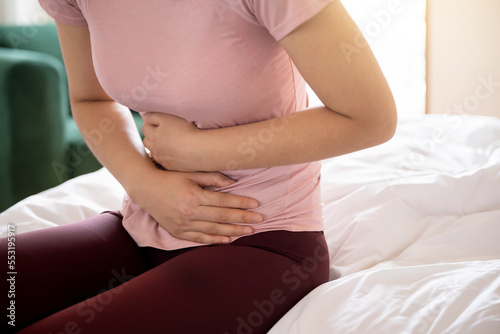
left=3, top=4, right=54, bottom=50
left=52, top=61, right=165, bottom=182
left=391, top=73, right=499, bottom=179
left=340, top=0, right=416, bottom=64
left=46, top=267, right=136, bottom=334
left=51, top=118, right=115, bottom=182
left=74, top=268, right=135, bottom=324
left=120, top=65, right=168, bottom=110
left=225, top=111, right=294, bottom=170
left=407, top=278, right=462, bottom=334
left=224, top=238, right=329, bottom=334
left=6, top=223, right=17, bottom=328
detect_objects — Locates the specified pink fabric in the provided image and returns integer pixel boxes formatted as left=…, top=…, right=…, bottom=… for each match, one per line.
left=39, top=0, right=332, bottom=250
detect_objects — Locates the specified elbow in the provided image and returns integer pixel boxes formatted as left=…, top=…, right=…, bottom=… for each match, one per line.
left=374, top=101, right=398, bottom=145
left=376, top=105, right=398, bottom=144
left=360, top=99, right=398, bottom=148
left=324, top=90, right=398, bottom=151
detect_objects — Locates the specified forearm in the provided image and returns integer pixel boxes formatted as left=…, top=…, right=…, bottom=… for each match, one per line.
left=71, top=100, right=155, bottom=193
left=192, top=105, right=395, bottom=171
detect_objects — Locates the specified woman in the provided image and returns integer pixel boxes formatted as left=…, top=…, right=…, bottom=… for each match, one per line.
left=2, top=0, right=396, bottom=333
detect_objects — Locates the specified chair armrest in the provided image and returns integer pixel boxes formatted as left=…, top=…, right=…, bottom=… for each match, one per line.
left=0, top=47, right=69, bottom=211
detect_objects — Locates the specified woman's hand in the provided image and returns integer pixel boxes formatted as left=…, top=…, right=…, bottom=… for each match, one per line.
left=142, top=112, right=200, bottom=172
left=129, top=168, right=262, bottom=244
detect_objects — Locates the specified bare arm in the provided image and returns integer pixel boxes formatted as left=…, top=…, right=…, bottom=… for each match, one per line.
left=56, top=22, right=262, bottom=244
left=143, top=1, right=397, bottom=172
left=55, top=23, right=152, bottom=188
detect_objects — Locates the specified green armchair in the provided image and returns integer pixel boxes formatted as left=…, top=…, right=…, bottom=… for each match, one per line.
left=0, top=24, right=143, bottom=211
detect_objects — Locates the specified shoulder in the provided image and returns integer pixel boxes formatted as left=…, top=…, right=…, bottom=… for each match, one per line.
left=221, top=0, right=333, bottom=41
left=38, top=0, right=87, bottom=26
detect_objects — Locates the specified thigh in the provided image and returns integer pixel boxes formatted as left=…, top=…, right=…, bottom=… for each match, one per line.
left=0, top=212, right=150, bottom=332
left=19, top=231, right=329, bottom=334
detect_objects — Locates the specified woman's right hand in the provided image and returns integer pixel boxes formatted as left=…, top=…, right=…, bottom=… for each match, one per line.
left=129, top=169, right=263, bottom=244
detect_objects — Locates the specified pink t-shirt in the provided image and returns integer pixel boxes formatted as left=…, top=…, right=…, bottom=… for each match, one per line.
left=40, top=0, right=332, bottom=250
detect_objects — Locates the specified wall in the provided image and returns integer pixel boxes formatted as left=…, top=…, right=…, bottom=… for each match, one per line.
left=0, top=0, right=16, bottom=23
left=342, top=0, right=427, bottom=120
left=0, top=0, right=51, bottom=24
left=427, top=0, right=500, bottom=118
left=308, top=0, right=428, bottom=120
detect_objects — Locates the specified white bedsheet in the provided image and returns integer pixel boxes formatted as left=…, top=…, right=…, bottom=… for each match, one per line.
left=1, top=114, right=500, bottom=333
left=269, top=115, right=500, bottom=333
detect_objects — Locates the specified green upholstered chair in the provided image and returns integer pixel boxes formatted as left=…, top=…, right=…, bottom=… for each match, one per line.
left=0, top=24, right=143, bottom=211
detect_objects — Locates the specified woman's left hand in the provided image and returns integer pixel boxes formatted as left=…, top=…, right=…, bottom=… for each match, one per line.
left=142, top=112, right=200, bottom=172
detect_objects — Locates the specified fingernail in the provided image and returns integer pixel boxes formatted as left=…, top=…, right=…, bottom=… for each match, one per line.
left=249, top=201, right=259, bottom=209
left=243, top=227, right=253, bottom=234
left=252, top=215, right=262, bottom=223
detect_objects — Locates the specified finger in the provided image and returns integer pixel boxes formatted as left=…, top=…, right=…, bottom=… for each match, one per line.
left=169, top=219, right=253, bottom=244
left=176, top=230, right=231, bottom=245
left=141, top=122, right=157, bottom=140
left=142, top=137, right=155, bottom=159
left=142, top=136, right=151, bottom=151
left=192, top=220, right=254, bottom=237
left=141, top=111, right=161, bottom=125
left=194, top=206, right=262, bottom=225
left=189, top=172, right=237, bottom=188
left=201, top=190, right=260, bottom=211
left=177, top=220, right=255, bottom=244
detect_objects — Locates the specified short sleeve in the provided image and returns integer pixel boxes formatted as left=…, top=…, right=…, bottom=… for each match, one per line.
left=38, top=0, right=87, bottom=26
left=247, top=0, right=333, bottom=41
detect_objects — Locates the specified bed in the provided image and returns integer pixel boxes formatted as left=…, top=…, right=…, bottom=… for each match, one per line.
left=1, top=114, right=500, bottom=333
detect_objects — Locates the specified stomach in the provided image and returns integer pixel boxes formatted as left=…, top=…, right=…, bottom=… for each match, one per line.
left=209, top=162, right=323, bottom=228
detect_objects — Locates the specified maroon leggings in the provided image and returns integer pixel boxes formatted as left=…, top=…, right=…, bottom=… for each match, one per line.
left=1, top=212, right=329, bottom=334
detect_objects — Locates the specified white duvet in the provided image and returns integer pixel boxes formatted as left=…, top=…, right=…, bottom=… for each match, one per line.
left=1, top=115, right=500, bottom=333
left=269, top=115, right=500, bottom=333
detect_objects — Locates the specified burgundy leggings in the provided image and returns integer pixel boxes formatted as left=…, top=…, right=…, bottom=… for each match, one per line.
left=1, top=212, right=329, bottom=334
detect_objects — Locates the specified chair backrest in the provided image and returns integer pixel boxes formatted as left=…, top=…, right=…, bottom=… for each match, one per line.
left=0, top=24, right=71, bottom=117
left=0, top=24, right=63, bottom=63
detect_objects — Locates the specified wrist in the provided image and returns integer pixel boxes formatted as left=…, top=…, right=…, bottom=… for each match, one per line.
left=187, top=129, right=207, bottom=171
left=119, top=156, right=162, bottom=199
